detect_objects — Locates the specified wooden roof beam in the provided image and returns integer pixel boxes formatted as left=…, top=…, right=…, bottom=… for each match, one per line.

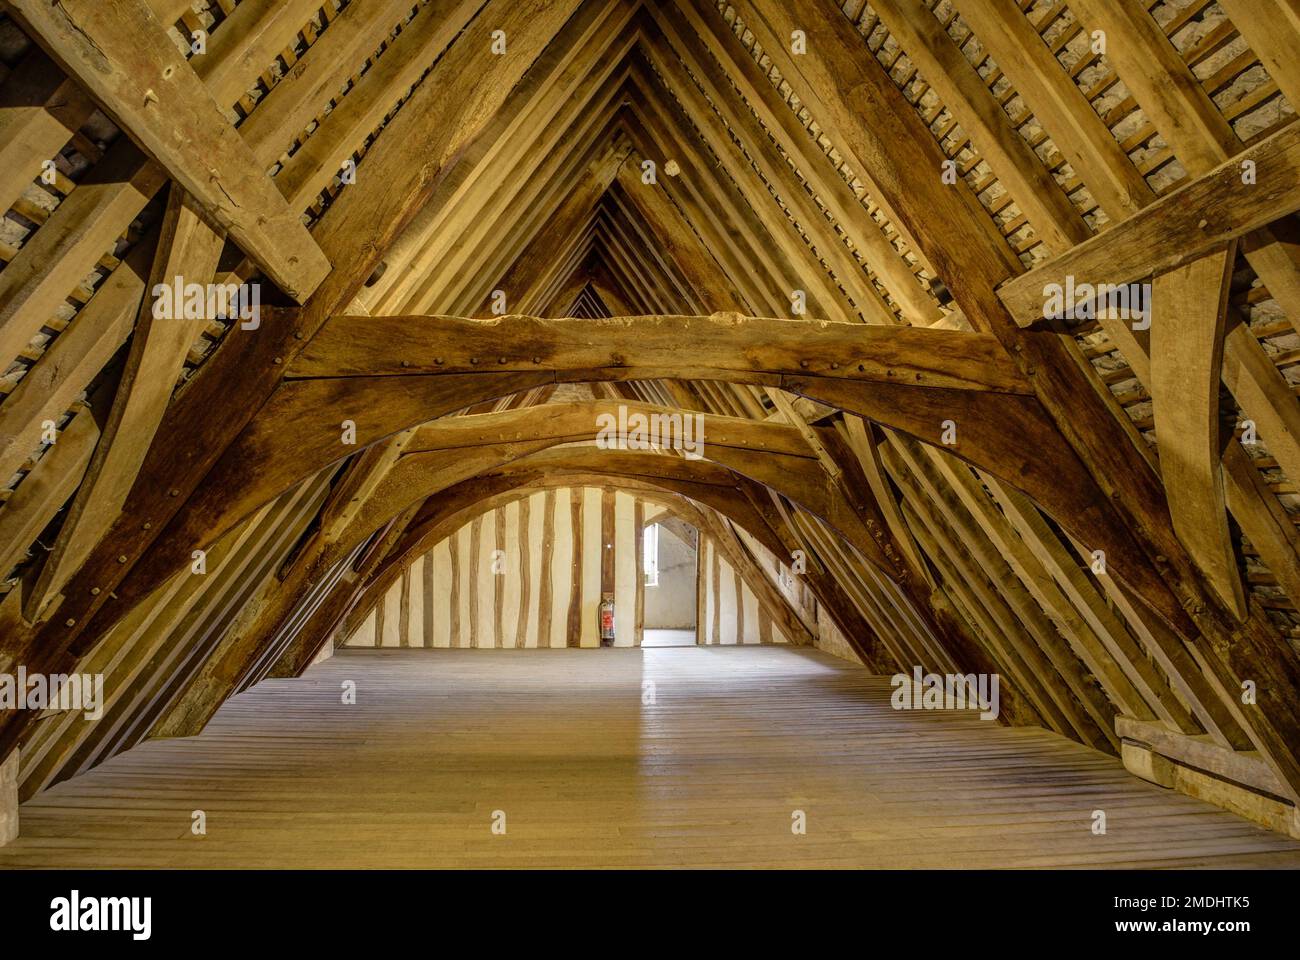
left=604, top=215, right=697, bottom=317
left=8, top=0, right=330, bottom=300
left=366, top=0, right=639, bottom=311
left=713, top=0, right=1300, bottom=800
left=839, top=415, right=934, bottom=590
left=886, top=431, right=1122, bottom=748
left=716, top=1, right=1204, bottom=621
left=1217, top=0, right=1300, bottom=120
left=0, top=0, right=410, bottom=402
left=786, top=507, right=920, bottom=670
left=1151, top=243, right=1247, bottom=619
left=0, top=46, right=95, bottom=218
left=270, top=0, right=486, bottom=210
left=0, top=230, right=152, bottom=487
left=26, top=189, right=226, bottom=621
left=0, top=138, right=167, bottom=373
left=947, top=0, right=1154, bottom=223
left=98, top=353, right=1064, bottom=648
left=189, top=0, right=332, bottom=113
left=0, top=401, right=101, bottom=594
left=619, top=82, right=795, bottom=315
left=155, top=500, right=416, bottom=739
left=998, top=121, right=1300, bottom=326
left=1067, top=0, right=1300, bottom=333
left=606, top=150, right=863, bottom=518
left=985, top=474, right=1250, bottom=750
left=296, top=312, right=1026, bottom=391
left=239, top=0, right=422, bottom=172
left=229, top=408, right=895, bottom=593
left=638, top=9, right=898, bottom=323
left=608, top=170, right=733, bottom=311
left=397, top=89, right=634, bottom=314
left=397, top=64, right=636, bottom=313
left=894, top=481, right=1100, bottom=745
left=66, top=473, right=332, bottom=781
left=13, top=483, right=314, bottom=796
left=598, top=188, right=700, bottom=307
left=870, top=0, right=1092, bottom=253
left=955, top=4, right=1300, bottom=623
left=0, top=0, right=587, bottom=763
left=486, top=141, right=635, bottom=316
left=692, top=0, right=939, bottom=290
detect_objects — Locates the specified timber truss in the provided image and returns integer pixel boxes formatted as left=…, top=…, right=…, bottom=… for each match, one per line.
left=1, top=0, right=1299, bottom=837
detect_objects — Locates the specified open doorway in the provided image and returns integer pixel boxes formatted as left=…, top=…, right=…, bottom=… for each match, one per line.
left=641, top=515, right=698, bottom=647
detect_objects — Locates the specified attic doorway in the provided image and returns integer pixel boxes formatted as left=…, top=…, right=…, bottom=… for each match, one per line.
left=640, top=515, right=698, bottom=647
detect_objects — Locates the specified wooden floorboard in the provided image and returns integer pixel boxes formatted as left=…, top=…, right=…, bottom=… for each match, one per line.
left=3, top=647, right=1299, bottom=868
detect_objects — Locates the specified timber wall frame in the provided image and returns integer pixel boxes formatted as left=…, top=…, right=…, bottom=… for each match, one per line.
left=0, top=0, right=1298, bottom=838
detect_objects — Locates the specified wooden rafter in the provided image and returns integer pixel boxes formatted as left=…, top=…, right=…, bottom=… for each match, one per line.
left=8, top=0, right=330, bottom=300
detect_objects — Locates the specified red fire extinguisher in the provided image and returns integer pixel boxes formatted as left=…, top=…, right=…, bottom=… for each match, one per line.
left=599, top=594, right=615, bottom=646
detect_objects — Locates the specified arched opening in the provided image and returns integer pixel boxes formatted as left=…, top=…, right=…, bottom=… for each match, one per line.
left=338, top=485, right=809, bottom=651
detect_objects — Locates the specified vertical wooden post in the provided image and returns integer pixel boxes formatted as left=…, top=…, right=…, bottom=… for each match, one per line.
left=634, top=499, right=646, bottom=646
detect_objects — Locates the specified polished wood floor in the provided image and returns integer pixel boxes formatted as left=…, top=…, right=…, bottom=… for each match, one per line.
left=641, top=628, right=696, bottom=647
left=4, top=646, right=1300, bottom=868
